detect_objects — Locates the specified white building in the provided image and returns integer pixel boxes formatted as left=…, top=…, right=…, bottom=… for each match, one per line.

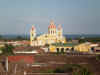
left=30, top=20, right=66, bottom=46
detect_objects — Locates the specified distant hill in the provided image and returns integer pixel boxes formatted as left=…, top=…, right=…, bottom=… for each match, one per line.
left=64, top=34, right=100, bottom=39
left=1, top=34, right=100, bottom=39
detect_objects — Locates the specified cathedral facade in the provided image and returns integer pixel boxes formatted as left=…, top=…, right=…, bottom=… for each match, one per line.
left=30, top=20, right=66, bottom=46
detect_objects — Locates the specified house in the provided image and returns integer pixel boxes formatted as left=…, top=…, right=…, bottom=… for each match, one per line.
left=49, top=42, right=91, bottom=53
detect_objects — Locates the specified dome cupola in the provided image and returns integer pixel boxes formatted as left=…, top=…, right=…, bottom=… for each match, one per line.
left=31, top=25, right=35, bottom=31
left=58, top=24, right=62, bottom=30
left=48, top=20, right=56, bottom=29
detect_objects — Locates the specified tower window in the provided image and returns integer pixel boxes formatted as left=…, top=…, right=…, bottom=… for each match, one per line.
left=32, top=33, right=33, bottom=36
left=53, top=31, right=54, bottom=34
left=61, top=48, right=64, bottom=53
left=56, top=48, right=59, bottom=53
left=51, top=31, right=52, bottom=34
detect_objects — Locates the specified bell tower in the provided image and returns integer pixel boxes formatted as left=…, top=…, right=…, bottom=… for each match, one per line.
left=57, top=24, right=63, bottom=38
left=48, top=20, right=56, bottom=36
left=30, top=25, right=36, bottom=45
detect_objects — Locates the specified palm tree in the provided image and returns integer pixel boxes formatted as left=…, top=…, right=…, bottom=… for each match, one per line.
left=1, top=44, right=14, bottom=55
left=1, top=44, right=15, bottom=72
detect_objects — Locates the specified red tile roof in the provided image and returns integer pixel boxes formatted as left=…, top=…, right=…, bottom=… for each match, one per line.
left=8, top=56, right=34, bottom=64
left=32, top=25, right=35, bottom=31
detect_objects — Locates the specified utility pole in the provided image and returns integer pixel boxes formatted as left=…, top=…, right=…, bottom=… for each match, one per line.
left=14, top=64, right=17, bottom=74
left=24, top=71, right=26, bottom=75
left=6, top=57, right=8, bottom=72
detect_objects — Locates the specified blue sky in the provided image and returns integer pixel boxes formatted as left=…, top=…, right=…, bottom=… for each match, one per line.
left=0, top=0, right=100, bottom=35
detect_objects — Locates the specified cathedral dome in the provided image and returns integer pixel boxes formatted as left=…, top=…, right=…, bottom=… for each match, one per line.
left=31, top=25, right=35, bottom=31
left=48, top=20, right=56, bottom=29
left=48, top=24, right=56, bottom=29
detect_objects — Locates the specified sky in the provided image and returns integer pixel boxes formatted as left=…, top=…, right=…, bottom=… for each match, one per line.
left=0, top=0, right=100, bottom=35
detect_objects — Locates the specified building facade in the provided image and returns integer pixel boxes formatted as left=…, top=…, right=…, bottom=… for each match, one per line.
left=49, top=42, right=91, bottom=53
left=30, top=20, right=66, bottom=46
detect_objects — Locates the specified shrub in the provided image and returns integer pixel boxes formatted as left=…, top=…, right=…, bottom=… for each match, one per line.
left=96, top=55, right=100, bottom=61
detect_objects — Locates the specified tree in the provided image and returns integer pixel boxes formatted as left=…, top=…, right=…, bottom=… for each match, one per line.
left=1, top=44, right=15, bottom=56
left=79, top=68, right=92, bottom=75
left=54, top=68, right=65, bottom=73
left=56, top=48, right=60, bottom=54
left=96, top=55, right=100, bottom=61
left=15, top=36, right=24, bottom=40
left=79, top=39, right=86, bottom=43
left=0, top=35, right=3, bottom=40
left=45, top=43, right=49, bottom=47
left=1, top=44, right=15, bottom=72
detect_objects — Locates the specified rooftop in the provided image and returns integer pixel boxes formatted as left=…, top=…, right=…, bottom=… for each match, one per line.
left=52, top=43, right=79, bottom=47
left=8, top=56, right=34, bottom=64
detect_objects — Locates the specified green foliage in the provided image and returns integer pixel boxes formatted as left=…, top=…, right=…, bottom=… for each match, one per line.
left=15, top=36, right=25, bottom=40
left=72, top=65, right=93, bottom=75
left=71, top=64, right=81, bottom=70
left=0, top=35, right=3, bottom=39
left=79, top=68, right=92, bottom=75
left=49, top=64, right=73, bottom=73
left=0, top=35, right=2, bottom=38
left=46, top=69, right=54, bottom=73
left=1, top=44, right=15, bottom=56
left=73, top=72, right=79, bottom=75
left=45, top=44, right=49, bottom=47
left=54, top=68, right=65, bottom=73
left=39, top=69, right=54, bottom=73
left=96, top=55, right=100, bottom=61
left=77, top=37, right=100, bottom=43
left=79, top=39, right=86, bottom=43
left=0, top=35, right=29, bottom=41
left=44, top=64, right=93, bottom=75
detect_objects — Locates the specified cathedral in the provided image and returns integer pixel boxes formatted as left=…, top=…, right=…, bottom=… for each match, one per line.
left=30, top=20, right=66, bottom=46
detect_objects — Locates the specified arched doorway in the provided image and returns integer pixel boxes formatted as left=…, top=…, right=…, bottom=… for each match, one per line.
left=71, top=47, right=74, bottom=51
left=66, top=48, right=69, bottom=51
left=66, top=48, right=70, bottom=53
left=61, top=48, right=64, bottom=53
left=56, top=48, right=60, bottom=53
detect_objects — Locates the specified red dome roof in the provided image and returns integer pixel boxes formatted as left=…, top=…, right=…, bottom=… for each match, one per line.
left=48, top=20, right=56, bottom=29
left=31, top=25, right=35, bottom=31
left=48, top=24, right=56, bottom=29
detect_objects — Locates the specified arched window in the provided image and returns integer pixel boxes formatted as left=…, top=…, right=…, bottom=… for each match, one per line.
left=56, top=48, right=59, bottom=53
left=66, top=48, right=69, bottom=51
left=53, top=31, right=54, bottom=34
left=51, top=31, right=52, bottom=34
left=32, top=33, right=33, bottom=36
left=49, top=31, right=50, bottom=34
left=71, top=47, right=74, bottom=51
left=61, top=48, right=64, bottom=53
